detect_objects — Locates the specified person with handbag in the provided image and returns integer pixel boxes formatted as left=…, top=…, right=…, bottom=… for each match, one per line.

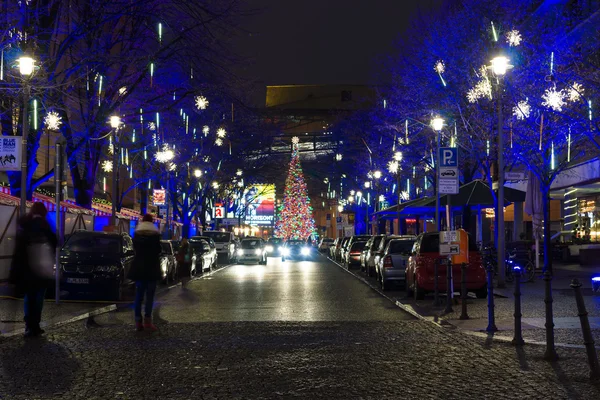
left=9, top=202, right=58, bottom=338
left=128, top=214, right=162, bottom=332
left=177, top=238, right=191, bottom=278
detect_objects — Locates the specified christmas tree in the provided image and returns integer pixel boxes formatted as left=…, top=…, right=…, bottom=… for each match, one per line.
left=275, top=138, right=316, bottom=240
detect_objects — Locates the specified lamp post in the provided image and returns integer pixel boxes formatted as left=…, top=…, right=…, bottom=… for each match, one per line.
left=373, top=170, right=382, bottom=234
left=389, top=152, right=403, bottom=234
left=109, top=116, right=121, bottom=227
left=18, top=56, right=35, bottom=217
left=364, top=181, right=371, bottom=234
left=431, top=117, right=444, bottom=231
left=490, top=55, right=512, bottom=288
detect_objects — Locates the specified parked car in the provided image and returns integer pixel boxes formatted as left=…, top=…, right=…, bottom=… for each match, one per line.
left=342, top=235, right=371, bottom=264
left=160, top=240, right=178, bottom=284
left=201, top=231, right=237, bottom=263
left=377, top=237, right=417, bottom=290
left=237, top=237, right=267, bottom=264
left=346, top=241, right=368, bottom=268
left=282, top=239, right=311, bottom=260
left=330, top=238, right=341, bottom=259
left=318, top=238, right=334, bottom=253
left=336, top=237, right=351, bottom=262
left=60, top=231, right=135, bottom=300
left=266, top=237, right=284, bottom=257
left=405, top=232, right=487, bottom=300
left=189, top=236, right=218, bottom=274
left=360, top=235, right=384, bottom=274
left=374, top=235, right=416, bottom=279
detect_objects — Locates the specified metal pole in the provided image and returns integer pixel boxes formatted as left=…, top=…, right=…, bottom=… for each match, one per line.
left=111, top=129, right=118, bottom=227
left=445, top=259, right=453, bottom=313
left=570, top=279, right=600, bottom=380
left=497, top=82, right=506, bottom=288
left=166, top=171, right=171, bottom=239
left=397, top=173, right=401, bottom=235
left=55, top=142, right=62, bottom=305
left=435, top=130, right=440, bottom=231
left=512, top=267, right=524, bottom=345
left=486, top=261, right=497, bottom=332
left=543, top=270, right=558, bottom=361
left=459, top=262, right=469, bottom=320
left=433, top=260, right=441, bottom=307
left=20, top=84, right=30, bottom=217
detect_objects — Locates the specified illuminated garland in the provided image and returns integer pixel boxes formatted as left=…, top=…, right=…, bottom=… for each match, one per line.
left=274, top=145, right=316, bottom=240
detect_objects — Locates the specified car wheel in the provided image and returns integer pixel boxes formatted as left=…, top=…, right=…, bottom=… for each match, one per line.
left=474, top=287, right=488, bottom=299
left=414, top=280, right=425, bottom=300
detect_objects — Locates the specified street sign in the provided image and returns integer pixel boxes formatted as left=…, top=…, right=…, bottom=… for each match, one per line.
left=439, top=167, right=458, bottom=178
left=439, top=147, right=458, bottom=167
left=505, top=172, right=525, bottom=181
left=439, top=243, right=460, bottom=255
left=153, top=189, right=166, bottom=206
left=439, top=178, right=459, bottom=194
left=0, top=136, right=21, bottom=171
left=440, top=230, right=459, bottom=243
left=213, top=206, right=225, bottom=219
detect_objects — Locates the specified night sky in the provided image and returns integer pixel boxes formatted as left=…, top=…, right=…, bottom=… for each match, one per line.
left=235, top=0, right=448, bottom=99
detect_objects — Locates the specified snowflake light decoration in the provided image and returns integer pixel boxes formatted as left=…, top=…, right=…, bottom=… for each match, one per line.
left=168, top=162, right=177, bottom=171
left=108, top=143, right=114, bottom=155
left=101, top=160, right=113, bottom=172
left=118, top=87, right=127, bottom=96
left=147, top=122, right=156, bottom=131
left=467, top=68, right=493, bottom=103
left=195, top=95, right=209, bottom=110
left=506, top=30, right=522, bottom=47
left=203, top=155, right=210, bottom=163
left=542, top=87, right=567, bottom=111
left=568, top=82, right=584, bottom=102
left=44, top=111, right=62, bottom=130
left=400, top=191, right=410, bottom=201
left=291, top=136, right=300, bottom=145
left=434, top=60, right=445, bottom=74
left=388, top=160, right=399, bottom=174
left=513, top=99, right=531, bottom=120
left=335, top=153, right=342, bottom=161
left=215, top=138, right=223, bottom=146
left=154, top=144, right=175, bottom=163
left=216, top=127, right=226, bottom=138
left=202, top=125, right=210, bottom=135
left=236, top=169, right=243, bottom=176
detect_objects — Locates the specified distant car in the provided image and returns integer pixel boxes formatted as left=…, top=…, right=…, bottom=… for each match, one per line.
left=341, top=235, right=371, bottom=264
left=330, top=238, right=341, bottom=259
left=362, top=235, right=386, bottom=276
left=336, top=237, right=351, bottom=262
left=237, top=237, right=267, bottom=264
left=266, top=237, right=284, bottom=257
left=377, top=238, right=416, bottom=290
left=201, top=231, right=237, bottom=263
left=282, top=239, right=311, bottom=260
left=189, top=236, right=218, bottom=274
left=373, top=235, right=414, bottom=279
left=60, top=231, right=135, bottom=301
left=406, top=232, right=487, bottom=300
left=160, top=240, right=178, bottom=284
left=318, top=238, right=334, bottom=253
left=346, top=241, right=368, bottom=268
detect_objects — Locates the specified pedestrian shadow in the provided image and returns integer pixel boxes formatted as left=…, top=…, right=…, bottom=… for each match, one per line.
left=151, top=304, right=169, bottom=325
left=1, top=338, right=80, bottom=397
left=177, top=285, right=201, bottom=304
left=550, top=359, right=581, bottom=398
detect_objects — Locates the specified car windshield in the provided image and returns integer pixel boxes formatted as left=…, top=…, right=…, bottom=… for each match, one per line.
left=372, top=236, right=384, bottom=249
left=268, top=238, right=282, bottom=245
left=189, top=240, right=206, bottom=250
left=287, top=240, right=304, bottom=246
left=351, top=242, right=367, bottom=251
left=64, top=234, right=121, bottom=253
left=389, top=240, right=415, bottom=254
left=160, top=242, right=172, bottom=253
left=241, top=240, right=261, bottom=249
left=202, top=232, right=231, bottom=242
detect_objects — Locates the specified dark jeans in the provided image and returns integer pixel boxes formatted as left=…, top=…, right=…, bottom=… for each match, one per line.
left=134, top=281, right=157, bottom=321
left=24, top=288, right=46, bottom=330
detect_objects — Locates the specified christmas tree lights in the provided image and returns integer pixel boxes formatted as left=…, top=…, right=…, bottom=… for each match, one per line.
left=274, top=139, right=316, bottom=240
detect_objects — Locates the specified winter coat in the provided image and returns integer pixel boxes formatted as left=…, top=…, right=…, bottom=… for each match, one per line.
left=127, top=221, right=162, bottom=281
left=9, top=215, right=58, bottom=291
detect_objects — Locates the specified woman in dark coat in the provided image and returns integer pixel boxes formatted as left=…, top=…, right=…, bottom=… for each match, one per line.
left=128, top=214, right=162, bottom=331
left=9, top=202, right=57, bottom=337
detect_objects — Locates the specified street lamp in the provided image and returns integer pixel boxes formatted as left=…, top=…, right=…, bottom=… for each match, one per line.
left=18, top=55, right=35, bottom=217
left=490, top=55, right=512, bottom=288
left=109, top=116, right=121, bottom=227
left=194, top=169, right=202, bottom=178
left=431, top=117, right=444, bottom=231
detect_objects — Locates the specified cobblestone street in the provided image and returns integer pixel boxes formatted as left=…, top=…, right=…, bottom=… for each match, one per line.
left=1, top=257, right=600, bottom=399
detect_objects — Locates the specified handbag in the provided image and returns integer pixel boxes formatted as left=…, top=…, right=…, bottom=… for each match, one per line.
left=28, top=241, right=55, bottom=279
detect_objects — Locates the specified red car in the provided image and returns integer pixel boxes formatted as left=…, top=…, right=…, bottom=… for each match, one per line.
left=406, top=232, right=487, bottom=300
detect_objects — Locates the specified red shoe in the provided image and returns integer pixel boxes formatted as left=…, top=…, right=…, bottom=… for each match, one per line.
left=143, top=317, right=158, bottom=332
left=135, top=321, right=144, bottom=331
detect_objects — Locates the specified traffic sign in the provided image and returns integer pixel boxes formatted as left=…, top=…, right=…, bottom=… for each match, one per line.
left=505, top=172, right=525, bottom=181
left=439, top=147, right=458, bottom=167
left=440, top=230, right=459, bottom=243
left=439, top=243, right=460, bottom=255
left=439, top=178, right=459, bottom=194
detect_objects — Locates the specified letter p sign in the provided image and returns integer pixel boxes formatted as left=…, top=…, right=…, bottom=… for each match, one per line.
left=439, top=147, right=458, bottom=167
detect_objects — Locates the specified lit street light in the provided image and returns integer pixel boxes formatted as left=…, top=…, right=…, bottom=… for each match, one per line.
left=18, top=55, right=35, bottom=217
left=109, top=116, right=121, bottom=227
left=194, top=169, right=202, bottom=178
left=431, top=117, right=444, bottom=231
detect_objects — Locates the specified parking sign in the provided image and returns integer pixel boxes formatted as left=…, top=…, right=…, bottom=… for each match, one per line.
left=439, top=147, right=458, bottom=167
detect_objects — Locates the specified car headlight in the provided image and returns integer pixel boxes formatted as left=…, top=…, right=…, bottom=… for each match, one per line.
left=301, top=247, right=310, bottom=256
left=255, top=248, right=262, bottom=255
left=266, top=245, right=274, bottom=252
left=281, top=248, right=290, bottom=256
left=237, top=249, right=244, bottom=256
left=95, top=265, right=120, bottom=273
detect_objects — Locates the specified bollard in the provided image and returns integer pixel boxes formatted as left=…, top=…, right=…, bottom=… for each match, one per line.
left=486, top=261, right=497, bottom=332
left=459, top=262, right=469, bottom=320
left=570, top=279, right=600, bottom=380
left=543, top=270, right=558, bottom=361
left=512, top=266, right=524, bottom=346
left=433, top=260, right=441, bottom=307
left=445, top=259, right=453, bottom=313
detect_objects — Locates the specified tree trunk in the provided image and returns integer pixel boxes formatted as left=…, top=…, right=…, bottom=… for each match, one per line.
left=542, top=184, right=553, bottom=274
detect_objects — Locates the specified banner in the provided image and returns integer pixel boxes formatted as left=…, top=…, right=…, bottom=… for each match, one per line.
left=0, top=136, right=21, bottom=171
left=153, top=189, right=166, bottom=206
left=243, top=184, right=275, bottom=226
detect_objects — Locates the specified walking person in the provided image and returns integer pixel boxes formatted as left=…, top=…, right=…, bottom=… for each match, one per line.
left=128, top=214, right=162, bottom=332
left=9, top=202, right=58, bottom=338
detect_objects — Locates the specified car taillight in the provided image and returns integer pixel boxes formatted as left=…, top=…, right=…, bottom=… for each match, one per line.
left=383, top=256, right=393, bottom=268
left=350, top=251, right=360, bottom=255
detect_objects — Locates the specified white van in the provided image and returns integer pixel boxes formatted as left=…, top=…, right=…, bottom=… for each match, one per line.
left=201, top=231, right=236, bottom=262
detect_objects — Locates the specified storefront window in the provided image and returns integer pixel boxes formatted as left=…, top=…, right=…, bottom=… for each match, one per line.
left=577, top=197, right=600, bottom=242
